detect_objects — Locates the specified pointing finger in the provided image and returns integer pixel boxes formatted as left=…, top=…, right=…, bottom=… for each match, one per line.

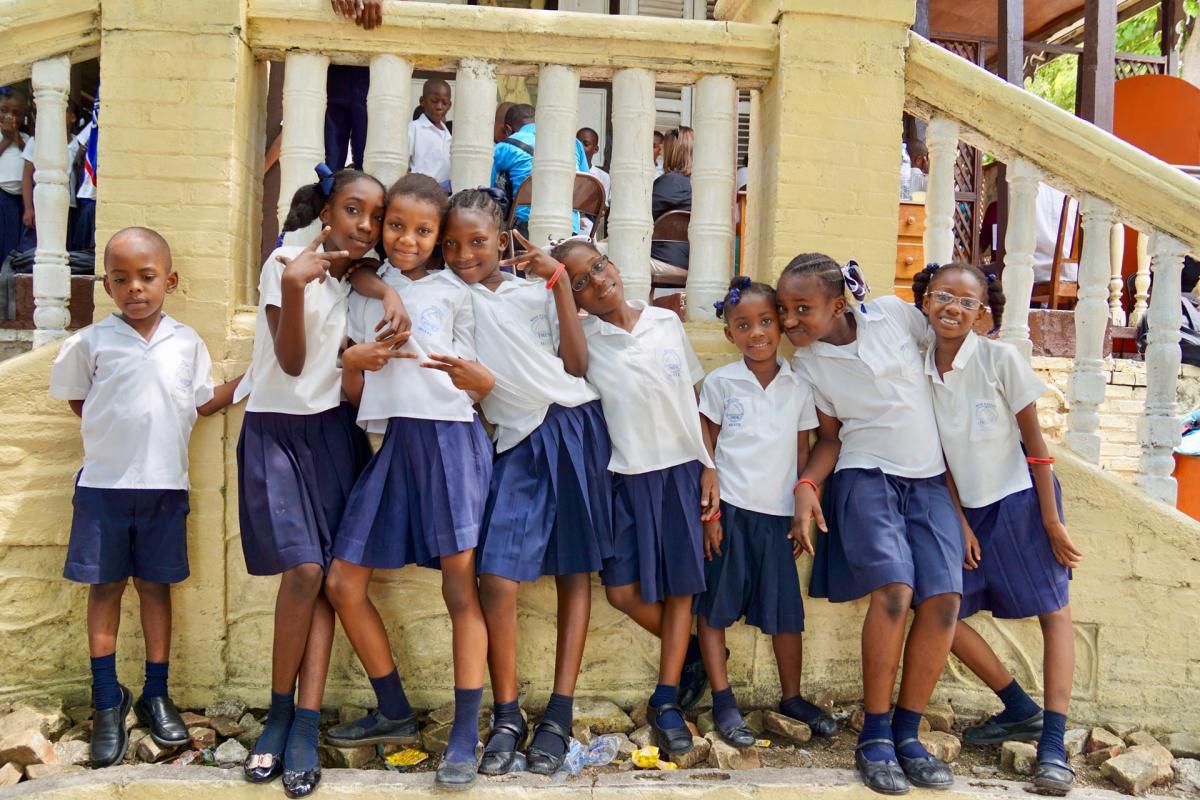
left=420, top=361, right=454, bottom=372
left=306, top=226, right=332, bottom=253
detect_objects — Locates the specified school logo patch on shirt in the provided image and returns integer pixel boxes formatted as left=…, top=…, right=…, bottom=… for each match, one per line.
left=529, top=313, right=551, bottom=345
left=173, top=361, right=194, bottom=405
left=724, top=397, right=745, bottom=429
left=973, top=401, right=1000, bottom=432
left=417, top=305, right=447, bottom=337
left=659, top=347, right=683, bottom=378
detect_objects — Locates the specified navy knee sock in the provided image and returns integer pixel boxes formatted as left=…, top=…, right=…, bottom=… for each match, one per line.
left=858, top=711, right=895, bottom=762
left=892, top=706, right=932, bottom=759
left=1037, top=711, right=1068, bottom=763
left=994, top=679, right=1042, bottom=723
left=711, top=687, right=743, bottom=731
left=91, top=653, right=121, bottom=710
left=369, top=669, right=412, bottom=721
left=779, top=694, right=826, bottom=725
left=254, top=691, right=295, bottom=757
left=284, top=708, right=321, bottom=771
left=531, top=693, right=573, bottom=757
left=483, top=698, right=522, bottom=753
left=143, top=661, right=168, bottom=699
left=650, top=683, right=685, bottom=730
left=444, top=687, right=483, bottom=765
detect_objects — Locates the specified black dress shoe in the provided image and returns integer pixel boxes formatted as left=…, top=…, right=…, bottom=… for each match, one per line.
left=526, top=718, right=570, bottom=775
left=243, top=751, right=284, bottom=784
left=807, top=711, right=839, bottom=739
left=963, top=710, right=1043, bottom=745
left=282, top=766, right=321, bottom=798
left=649, top=702, right=693, bottom=756
left=90, top=685, right=133, bottom=768
left=1033, top=757, right=1075, bottom=796
left=678, top=641, right=715, bottom=711
left=325, top=709, right=418, bottom=748
left=135, top=694, right=190, bottom=748
left=478, top=716, right=528, bottom=776
left=854, top=740, right=910, bottom=796
left=716, top=721, right=756, bottom=748
left=436, top=757, right=479, bottom=788
left=895, top=739, right=953, bottom=790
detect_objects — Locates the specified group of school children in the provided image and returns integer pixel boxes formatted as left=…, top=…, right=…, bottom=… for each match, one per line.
left=49, top=165, right=1083, bottom=799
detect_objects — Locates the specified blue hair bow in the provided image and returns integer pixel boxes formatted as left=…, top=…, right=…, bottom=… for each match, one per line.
left=840, top=260, right=869, bottom=309
left=474, top=185, right=507, bottom=203
left=923, top=262, right=940, bottom=275
left=315, top=163, right=336, bottom=197
left=713, top=299, right=726, bottom=315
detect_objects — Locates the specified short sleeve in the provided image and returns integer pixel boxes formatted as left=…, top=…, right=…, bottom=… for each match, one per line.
left=574, top=139, right=589, bottom=173
left=49, top=330, right=94, bottom=400
left=697, top=374, right=724, bottom=425
left=993, top=342, right=1047, bottom=413
left=22, top=136, right=35, bottom=164
left=793, top=355, right=835, bottom=417
left=192, top=336, right=216, bottom=408
left=451, top=287, right=477, bottom=361
left=793, top=377, right=819, bottom=431
left=345, top=293, right=367, bottom=345
left=672, top=317, right=705, bottom=385
left=258, top=249, right=287, bottom=309
left=875, top=294, right=930, bottom=345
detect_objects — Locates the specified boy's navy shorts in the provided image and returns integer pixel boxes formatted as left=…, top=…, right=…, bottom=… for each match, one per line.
left=64, top=486, right=190, bottom=585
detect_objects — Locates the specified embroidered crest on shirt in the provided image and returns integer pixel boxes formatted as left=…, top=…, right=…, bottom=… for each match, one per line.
left=173, top=361, right=194, bottom=405
left=529, top=313, right=551, bottom=345
left=724, top=397, right=745, bottom=429
left=417, top=305, right=447, bottom=337
left=973, top=401, right=1000, bottom=432
left=659, top=347, right=683, bottom=378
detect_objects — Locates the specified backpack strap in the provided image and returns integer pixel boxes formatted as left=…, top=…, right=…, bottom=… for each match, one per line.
left=501, top=137, right=535, bottom=156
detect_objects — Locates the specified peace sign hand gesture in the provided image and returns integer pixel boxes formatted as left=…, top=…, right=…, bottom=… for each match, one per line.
left=342, top=334, right=417, bottom=373
left=421, top=353, right=496, bottom=397
left=278, top=227, right=349, bottom=289
left=500, top=231, right=563, bottom=282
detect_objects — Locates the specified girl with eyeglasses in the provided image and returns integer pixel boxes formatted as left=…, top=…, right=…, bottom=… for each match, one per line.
left=914, top=261, right=1080, bottom=797
left=551, top=239, right=719, bottom=760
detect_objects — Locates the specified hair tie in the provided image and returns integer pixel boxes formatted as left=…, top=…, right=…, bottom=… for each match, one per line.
left=923, top=263, right=940, bottom=275
left=713, top=299, right=725, bottom=315
left=986, top=272, right=998, bottom=283
left=728, top=287, right=742, bottom=306
left=737, top=276, right=752, bottom=290
left=474, top=185, right=507, bottom=203
left=840, top=260, right=869, bottom=307
left=315, top=163, right=336, bottom=197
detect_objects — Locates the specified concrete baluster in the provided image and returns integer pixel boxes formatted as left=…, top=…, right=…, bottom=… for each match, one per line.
left=450, top=59, right=498, bottom=193
left=528, top=64, right=579, bottom=247
left=686, top=74, right=737, bottom=320
left=607, top=68, right=656, bottom=301
left=30, top=56, right=73, bottom=347
left=279, top=52, right=330, bottom=245
left=998, top=158, right=1040, bottom=359
left=1130, top=229, right=1151, bottom=326
left=1109, top=221, right=1127, bottom=325
left=922, top=115, right=959, bottom=267
left=364, top=55, right=412, bottom=189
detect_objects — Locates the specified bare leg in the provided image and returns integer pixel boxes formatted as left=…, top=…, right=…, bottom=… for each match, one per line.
left=772, top=632, right=804, bottom=699
left=895, top=592, right=960, bottom=712
left=1039, top=606, right=1074, bottom=715
left=133, top=579, right=172, bottom=664
left=478, top=574, right=520, bottom=704
left=87, top=579, right=128, bottom=657
left=950, top=621, right=1014, bottom=692
left=551, top=573, right=591, bottom=697
left=697, top=616, right=729, bottom=691
left=658, top=595, right=692, bottom=686
left=441, top=550, right=489, bottom=688
left=862, top=583, right=913, bottom=714
left=605, top=584, right=664, bottom=636
left=325, top=559, right=396, bottom=679
left=269, top=563, right=326, bottom=695
left=296, top=592, right=335, bottom=710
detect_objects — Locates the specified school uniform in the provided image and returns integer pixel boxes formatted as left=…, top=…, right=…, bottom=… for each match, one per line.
left=693, top=358, right=817, bottom=634
left=795, top=295, right=963, bottom=605
left=50, top=313, right=215, bottom=585
left=583, top=300, right=713, bottom=603
left=408, top=113, right=452, bottom=187
left=0, top=133, right=30, bottom=259
left=333, top=267, right=492, bottom=568
left=234, top=246, right=372, bottom=576
left=458, top=271, right=612, bottom=582
left=926, top=331, right=1069, bottom=619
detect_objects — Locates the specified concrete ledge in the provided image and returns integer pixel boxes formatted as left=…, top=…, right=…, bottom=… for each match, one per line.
left=0, top=765, right=1135, bottom=800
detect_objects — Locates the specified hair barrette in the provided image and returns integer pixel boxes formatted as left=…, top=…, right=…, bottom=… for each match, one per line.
left=314, top=162, right=336, bottom=197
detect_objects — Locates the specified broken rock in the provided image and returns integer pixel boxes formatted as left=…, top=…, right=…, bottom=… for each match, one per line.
left=763, top=711, right=811, bottom=744
left=919, top=731, right=961, bottom=763
left=0, top=729, right=56, bottom=768
left=1000, top=741, right=1036, bottom=776
left=0, top=763, right=22, bottom=786
left=188, top=726, right=217, bottom=750
left=1164, top=732, right=1200, bottom=761
left=213, top=738, right=249, bottom=766
left=668, top=736, right=711, bottom=769
left=53, top=740, right=90, bottom=767
left=204, top=699, right=246, bottom=721
left=705, top=731, right=760, bottom=770
left=1172, top=758, right=1200, bottom=794
left=1064, top=728, right=1089, bottom=759
left=1100, top=743, right=1174, bottom=795
left=1088, top=727, right=1125, bottom=754
left=573, top=698, right=633, bottom=734
left=924, top=703, right=955, bottom=733
left=25, top=764, right=86, bottom=780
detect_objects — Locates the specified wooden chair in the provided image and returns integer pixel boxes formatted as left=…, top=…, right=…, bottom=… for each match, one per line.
left=650, top=209, right=690, bottom=318
left=505, top=173, right=609, bottom=258
left=1031, top=195, right=1082, bottom=310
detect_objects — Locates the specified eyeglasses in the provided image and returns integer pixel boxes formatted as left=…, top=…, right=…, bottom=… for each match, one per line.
left=572, top=255, right=610, bottom=293
left=928, top=290, right=986, bottom=312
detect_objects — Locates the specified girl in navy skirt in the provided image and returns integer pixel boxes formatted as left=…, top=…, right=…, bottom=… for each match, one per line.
left=694, top=277, right=837, bottom=748
left=438, top=191, right=612, bottom=775
left=235, top=167, right=383, bottom=798
left=555, top=240, right=718, bottom=758
left=915, top=263, right=1080, bottom=796
left=781, top=253, right=963, bottom=795
left=324, top=175, right=494, bottom=788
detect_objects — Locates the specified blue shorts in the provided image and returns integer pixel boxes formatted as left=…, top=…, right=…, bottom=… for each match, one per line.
left=64, top=486, right=190, bottom=585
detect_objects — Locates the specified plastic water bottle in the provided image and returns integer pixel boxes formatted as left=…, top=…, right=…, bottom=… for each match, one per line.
left=584, top=734, right=620, bottom=767
left=900, top=144, right=913, bottom=201
left=561, top=738, right=586, bottom=775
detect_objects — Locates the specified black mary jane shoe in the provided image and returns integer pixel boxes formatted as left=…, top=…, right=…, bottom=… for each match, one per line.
left=243, top=750, right=284, bottom=785
left=90, top=684, right=133, bottom=768
left=526, top=718, right=571, bottom=776
left=436, top=757, right=479, bottom=788
left=650, top=702, right=694, bottom=756
left=478, top=716, right=529, bottom=776
left=962, top=710, right=1043, bottom=746
left=854, top=740, right=910, bottom=796
left=716, top=720, right=756, bottom=748
left=1033, top=757, right=1075, bottom=796
left=282, top=765, right=322, bottom=798
left=895, top=739, right=953, bottom=790
left=135, top=694, right=190, bottom=748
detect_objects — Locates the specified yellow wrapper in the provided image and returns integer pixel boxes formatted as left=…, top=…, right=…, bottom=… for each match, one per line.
left=656, top=760, right=679, bottom=770
left=756, top=739, right=772, bottom=748
left=631, top=746, right=661, bottom=768
left=385, top=748, right=429, bottom=767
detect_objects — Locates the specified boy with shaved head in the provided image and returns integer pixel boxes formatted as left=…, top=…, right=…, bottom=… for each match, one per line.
left=409, top=78, right=453, bottom=188
left=50, top=227, right=241, bottom=768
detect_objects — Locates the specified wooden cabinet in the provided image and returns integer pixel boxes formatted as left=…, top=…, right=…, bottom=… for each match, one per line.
left=894, top=202, right=925, bottom=301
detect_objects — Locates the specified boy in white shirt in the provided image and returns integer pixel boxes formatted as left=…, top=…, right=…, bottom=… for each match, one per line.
left=408, top=78, right=453, bottom=188
left=50, top=227, right=241, bottom=768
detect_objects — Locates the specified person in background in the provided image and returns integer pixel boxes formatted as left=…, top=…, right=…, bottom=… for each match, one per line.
left=408, top=78, right=453, bottom=190
left=1032, top=183, right=1077, bottom=285
left=493, top=101, right=515, bottom=145
left=653, top=130, right=665, bottom=178
left=651, top=126, right=693, bottom=269
left=491, top=104, right=587, bottom=240
left=0, top=88, right=31, bottom=259
left=576, top=127, right=610, bottom=200
left=21, top=103, right=83, bottom=248
left=323, top=0, right=384, bottom=170
left=75, top=95, right=98, bottom=251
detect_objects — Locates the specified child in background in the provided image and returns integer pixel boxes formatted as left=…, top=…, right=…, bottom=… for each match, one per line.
left=915, top=262, right=1080, bottom=796
left=50, top=227, right=240, bottom=768
left=0, top=89, right=31, bottom=258
left=554, top=240, right=718, bottom=758
left=694, top=277, right=837, bottom=747
left=782, top=254, right=962, bottom=796
left=328, top=175, right=494, bottom=789
left=408, top=79, right=453, bottom=190
left=235, top=168, right=384, bottom=798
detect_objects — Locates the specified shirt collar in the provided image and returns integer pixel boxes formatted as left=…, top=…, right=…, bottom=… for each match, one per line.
left=589, top=299, right=653, bottom=337
left=517, top=123, right=536, bottom=136
left=727, top=355, right=793, bottom=388
left=924, top=330, right=980, bottom=382
left=415, top=113, right=447, bottom=133
left=102, top=311, right=179, bottom=345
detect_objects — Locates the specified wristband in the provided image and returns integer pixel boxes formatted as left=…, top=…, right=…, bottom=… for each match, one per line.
left=794, top=478, right=819, bottom=495
left=707, top=509, right=722, bottom=522
left=545, top=262, right=566, bottom=290
left=1025, top=456, right=1055, bottom=465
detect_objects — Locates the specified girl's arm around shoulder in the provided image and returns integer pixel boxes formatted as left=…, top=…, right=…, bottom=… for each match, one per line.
left=873, top=293, right=931, bottom=346
left=348, top=263, right=411, bottom=339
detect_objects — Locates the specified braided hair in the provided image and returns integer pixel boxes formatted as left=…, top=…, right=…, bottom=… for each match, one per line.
left=548, top=238, right=602, bottom=265
left=282, top=165, right=385, bottom=234
left=447, top=186, right=505, bottom=230
left=912, top=261, right=1006, bottom=329
left=713, top=275, right=775, bottom=318
left=778, top=252, right=870, bottom=306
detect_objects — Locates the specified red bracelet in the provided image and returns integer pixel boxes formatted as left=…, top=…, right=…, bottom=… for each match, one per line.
left=1026, top=456, right=1055, bottom=465
left=708, top=509, right=722, bottom=522
left=545, top=262, right=566, bottom=290
left=794, top=478, right=819, bottom=495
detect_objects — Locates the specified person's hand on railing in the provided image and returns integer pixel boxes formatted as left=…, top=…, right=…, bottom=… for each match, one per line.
left=331, top=0, right=383, bottom=30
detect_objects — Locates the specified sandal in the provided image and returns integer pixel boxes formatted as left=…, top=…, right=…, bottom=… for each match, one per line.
left=526, top=717, right=571, bottom=775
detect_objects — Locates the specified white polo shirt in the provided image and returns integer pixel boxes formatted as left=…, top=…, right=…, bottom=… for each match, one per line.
left=49, top=313, right=215, bottom=490
left=455, top=271, right=598, bottom=453
left=23, top=133, right=83, bottom=208
left=926, top=332, right=1047, bottom=508
left=347, top=267, right=476, bottom=432
left=792, top=295, right=944, bottom=479
left=699, top=358, right=817, bottom=517
left=408, top=114, right=452, bottom=185
left=581, top=300, right=712, bottom=475
left=0, top=133, right=29, bottom=195
left=236, top=246, right=349, bottom=415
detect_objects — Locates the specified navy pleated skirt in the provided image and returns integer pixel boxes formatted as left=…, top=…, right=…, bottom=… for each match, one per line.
left=0, top=190, right=33, bottom=262
left=477, top=401, right=614, bottom=582
left=809, top=468, right=964, bottom=605
left=601, top=460, right=706, bottom=604
left=960, top=475, right=1070, bottom=620
left=237, top=403, right=372, bottom=576
left=693, top=502, right=805, bottom=635
left=333, top=415, right=493, bottom=569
